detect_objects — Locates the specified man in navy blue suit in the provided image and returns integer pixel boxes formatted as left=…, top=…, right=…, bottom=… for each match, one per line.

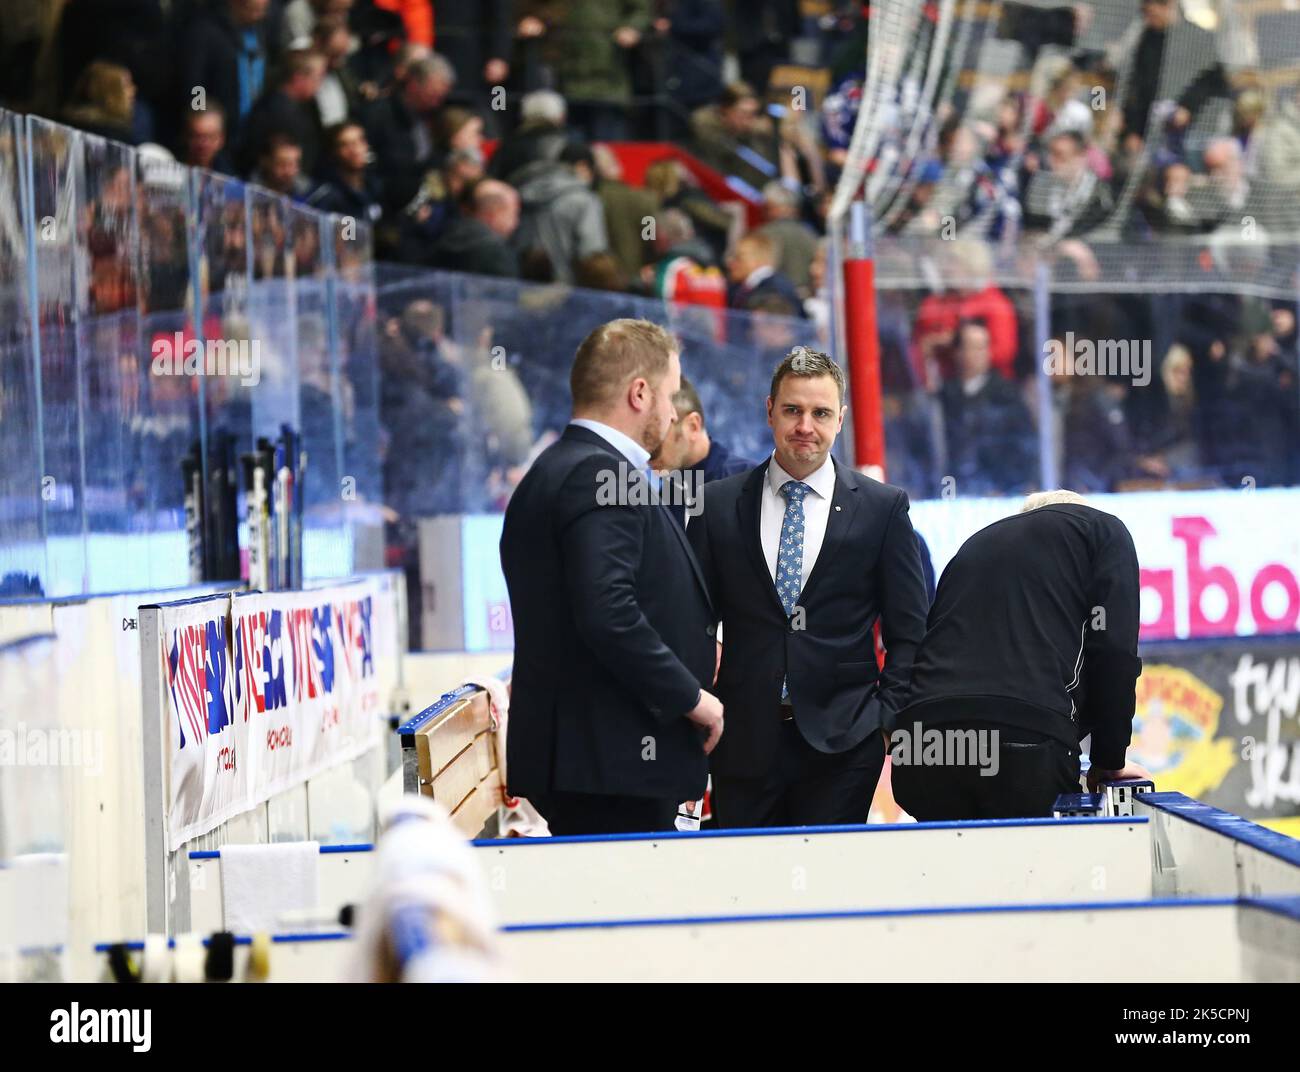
left=688, top=348, right=929, bottom=827
left=500, top=319, right=725, bottom=835
left=726, top=233, right=805, bottom=315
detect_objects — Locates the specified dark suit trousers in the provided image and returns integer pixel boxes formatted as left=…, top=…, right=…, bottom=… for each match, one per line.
left=711, top=720, right=886, bottom=828
left=891, top=720, right=1081, bottom=821
left=534, top=791, right=678, bottom=836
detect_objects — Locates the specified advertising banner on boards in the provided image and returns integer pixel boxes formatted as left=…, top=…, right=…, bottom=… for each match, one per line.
left=149, top=577, right=391, bottom=851
left=1128, top=634, right=1300, bottom=822
left=230, top=582, right=382, bottom=809
left=154, top=595, right=245, bottom=850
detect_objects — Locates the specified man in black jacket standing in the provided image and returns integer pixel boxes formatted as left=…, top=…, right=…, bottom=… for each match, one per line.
left=180, top=0, right=277, bottom=149
left=940, top=319, right=1037, bottom=494
left=501, top=319, right=724, bottom=835
left=238, top=48, right=326, bottom=176
left=430, top=179, right=521, bottom=278
left=1118, top=0, right=1229, bottom=147
left=363, top=53, right=456, bottom=212
left=688, top=348, right=929, bottom=827
left=891, top=491, right=1148, bottom=820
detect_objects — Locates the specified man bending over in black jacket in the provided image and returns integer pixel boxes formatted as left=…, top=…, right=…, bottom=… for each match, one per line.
left=891, top=490, right=1149, bottom=820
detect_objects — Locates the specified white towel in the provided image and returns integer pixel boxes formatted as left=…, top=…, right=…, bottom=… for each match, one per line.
left=220, top=841, right=320, bottom=934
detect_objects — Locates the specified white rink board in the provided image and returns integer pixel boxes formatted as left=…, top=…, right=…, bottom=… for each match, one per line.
left=1138, top=794, right=1300, bottom=902
left=188, top=847, right=375, bottom=933
left=155, top=900, right=1297, bottom=983
left=500, top=900, right=1295, bottom=983
left=477, top=819, right=1153, bottom=924
left=1145, top=803, right=1245, bottom=898
left=181, top=819, right=1151, bottom=934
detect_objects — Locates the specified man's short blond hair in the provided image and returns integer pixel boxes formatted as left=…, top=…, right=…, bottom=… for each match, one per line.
left=570, top=319, right=678, bottom=410
left=1021, top=489, right=1088, bottom=512
left=737, top=232, right=778, bottom=265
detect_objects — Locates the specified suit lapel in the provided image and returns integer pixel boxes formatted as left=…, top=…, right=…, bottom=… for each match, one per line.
left=565, top=423, right=714, bottom=613
left=738, top=464, right=786, bottom=615
left=798, top=460, right=860, bottom=605
left=660, top=499, right=714, bottom=615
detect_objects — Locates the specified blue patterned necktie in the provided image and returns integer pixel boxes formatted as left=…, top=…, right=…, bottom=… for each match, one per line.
left=775, top=480, right=810, bottom=700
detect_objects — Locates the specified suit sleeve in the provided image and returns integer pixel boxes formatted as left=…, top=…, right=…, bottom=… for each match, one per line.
left=876, top=490, right=930, bottom=734
left=558, top=456, right=702, bottom=722
left=1080, top=515, right=1142, bottom=770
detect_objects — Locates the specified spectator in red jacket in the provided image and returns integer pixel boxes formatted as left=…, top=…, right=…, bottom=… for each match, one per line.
left=911, top=238, right=1019, bottom=386
left=373, top=0, right=433, bottom=48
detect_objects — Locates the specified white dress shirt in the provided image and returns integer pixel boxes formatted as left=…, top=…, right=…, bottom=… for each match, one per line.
left=760, top=453, right=836, bottom=591
left=569, top=419, right=650, bottom=470
left=316, top=74, right=349, bottom=127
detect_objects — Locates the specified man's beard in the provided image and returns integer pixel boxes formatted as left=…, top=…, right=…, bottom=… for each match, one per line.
left=639, top=401, right=669, bottom=457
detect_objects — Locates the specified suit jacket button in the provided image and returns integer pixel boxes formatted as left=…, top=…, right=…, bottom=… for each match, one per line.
left=706, top=624, right=716, bottom=637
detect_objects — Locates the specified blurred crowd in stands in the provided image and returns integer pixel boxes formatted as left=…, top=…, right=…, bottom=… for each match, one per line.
left=861, top=0, right=1300, bottom=494
left=1, top=0, right=1297, bottom=500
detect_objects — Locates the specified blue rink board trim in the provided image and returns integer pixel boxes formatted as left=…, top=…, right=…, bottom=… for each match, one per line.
left=471, top=814, right=1146, bottom=848
left=1138, top=792, right=1300, bottom=868
left=186, top=819, right=1145, bottom=858
left=186, top=820, right=1144, bottom=858
left=94, top=932, right=352, bottom=952
left=138, top=590, right=242, bottom=610
left=188, top=843, right=375, bottom=859
left=91, top=898, right=1300, bottom=951
left=0, top=581, right=240, bottom=610
left=499, top=894, right=1286, bottom=934
left=396, top=684, right=481, bottom=736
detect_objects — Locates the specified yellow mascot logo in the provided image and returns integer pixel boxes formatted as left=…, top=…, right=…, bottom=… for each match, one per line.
left=1130, top=664, right=1235, bottom=797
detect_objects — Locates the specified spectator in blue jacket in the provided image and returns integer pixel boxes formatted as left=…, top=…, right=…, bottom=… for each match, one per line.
left=651, top=375, right=753, bottom=527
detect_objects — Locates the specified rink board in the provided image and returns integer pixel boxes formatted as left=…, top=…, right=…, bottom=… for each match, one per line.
left=499, top=898, right=1300, bottom=983
left=94, top=897, right=1300, bottom=983
left=184, top=816, right=1151, bottom=932
left=475, top=818, right=1152, bottom=924
left=1138, top=793, right=1300, bottom=900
